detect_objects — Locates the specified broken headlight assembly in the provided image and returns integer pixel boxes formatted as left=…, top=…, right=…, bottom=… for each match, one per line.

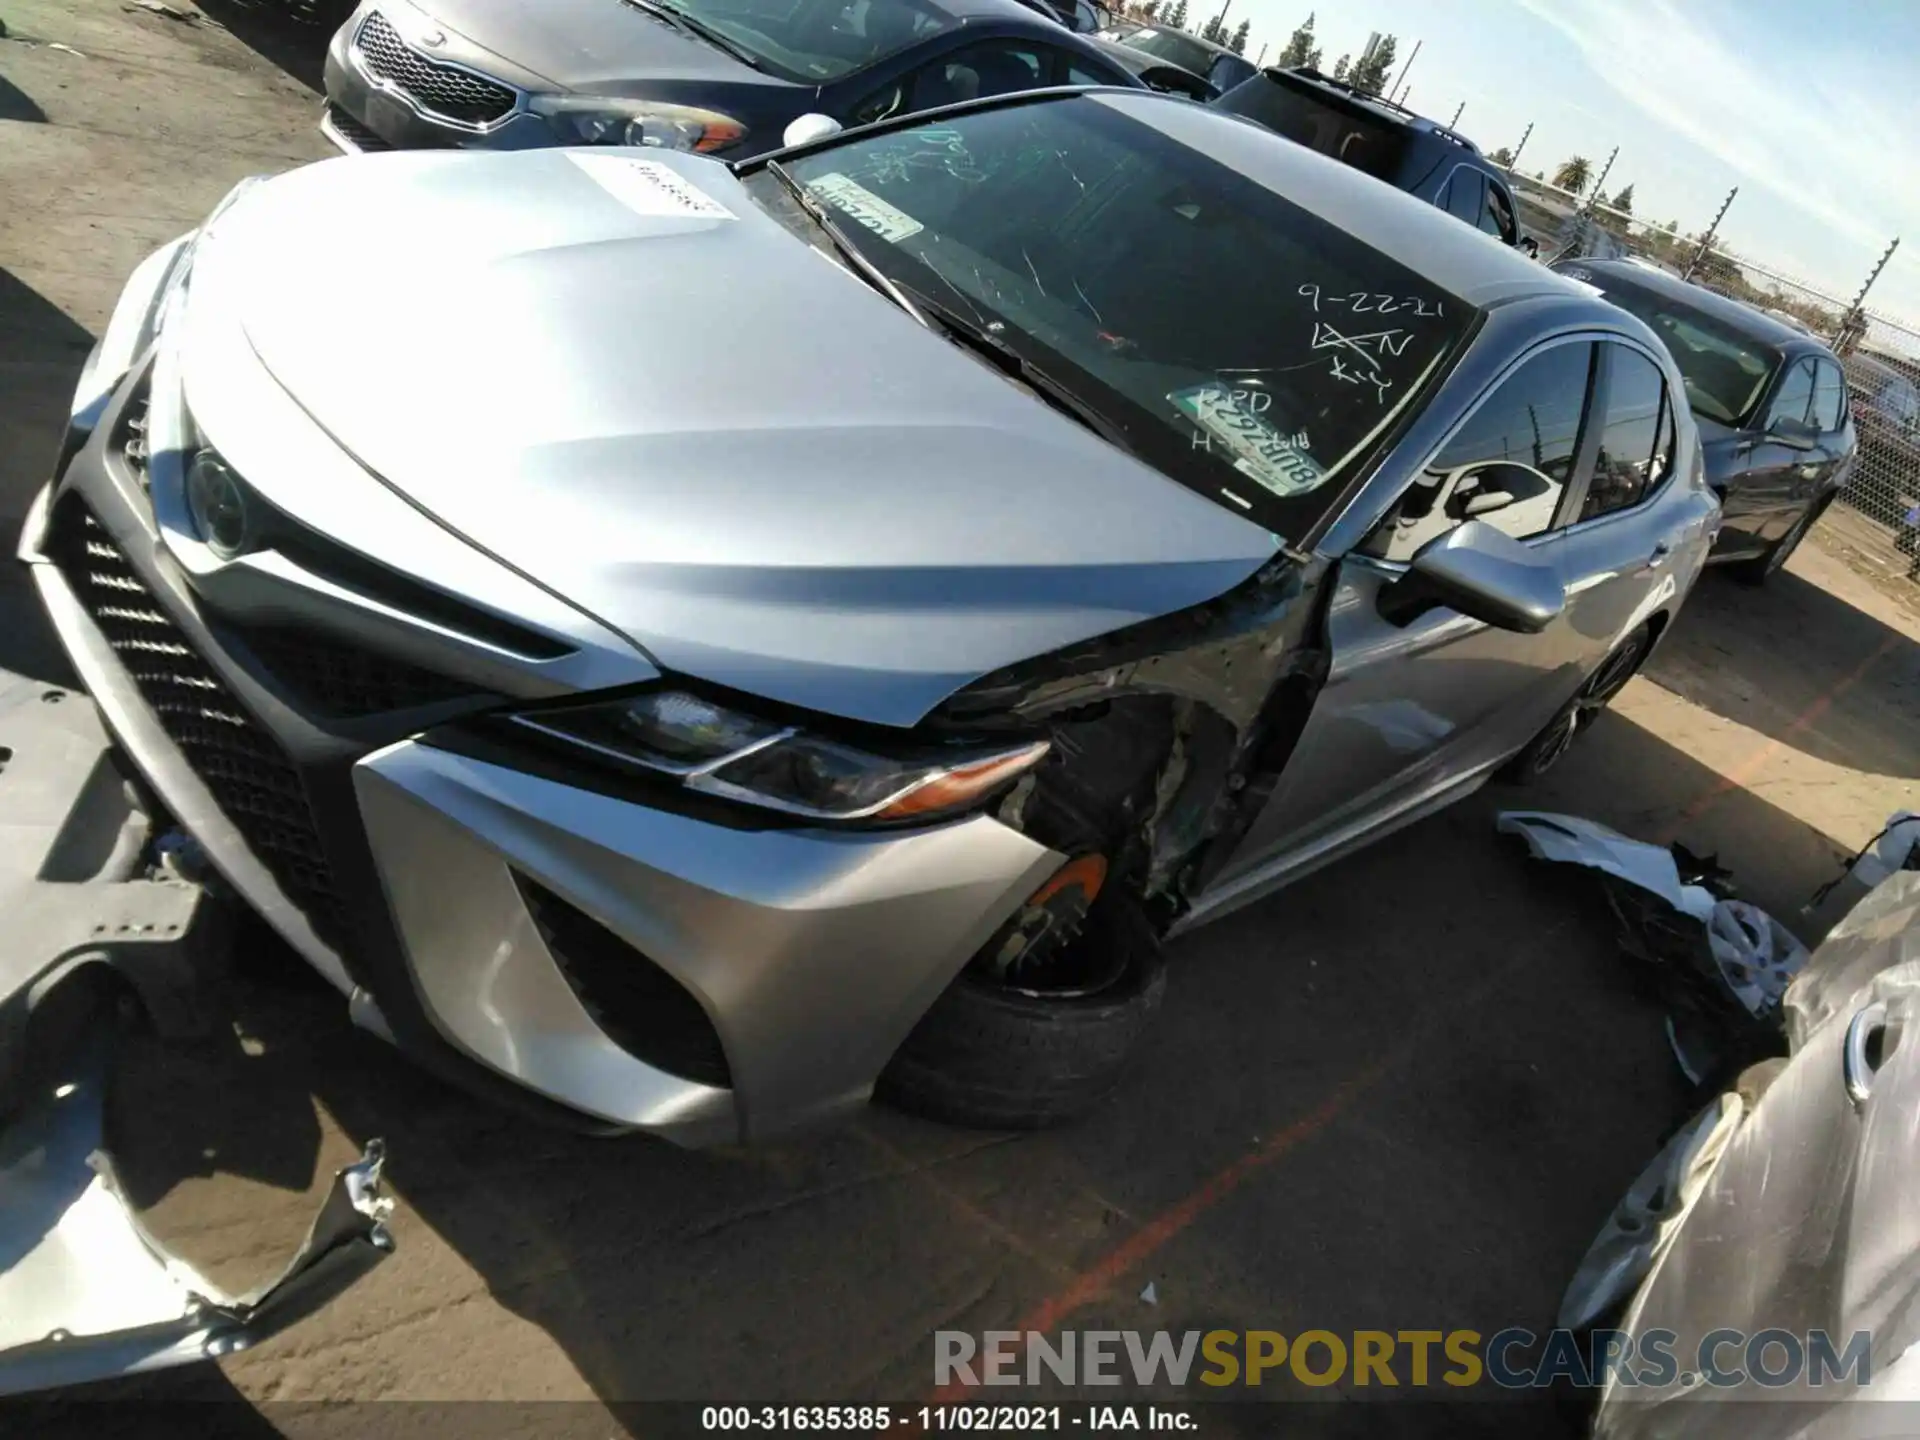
left=530, top=94, right=746, bottom=152
left=512, top=690, right=1048, bottom=823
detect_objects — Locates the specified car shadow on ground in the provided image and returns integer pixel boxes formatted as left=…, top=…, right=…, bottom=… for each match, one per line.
left=54, top=695, right=1843, bottom=1437
left=0, top=268, right=86, bottom=684
left=1643, top=568, right=1920, bottom=780
left=191, top=0, right=351, bottom=94
left=0, top=73, right=47, bottom=124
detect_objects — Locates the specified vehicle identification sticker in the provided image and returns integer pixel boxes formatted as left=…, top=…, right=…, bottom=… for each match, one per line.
left=1170, top=384, right=1326, bottom=498
left=567, top=154, right=736, bottom=220
left=805, top=173, right=924, bottom=242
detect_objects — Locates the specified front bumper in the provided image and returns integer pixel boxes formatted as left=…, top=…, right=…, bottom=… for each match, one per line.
left=22, top=353, right=1062, bottom=1146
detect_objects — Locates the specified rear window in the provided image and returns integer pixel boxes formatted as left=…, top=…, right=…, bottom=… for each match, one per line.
left=1567, top=271, right=1782, bottom=428
left=1212, top=72, right=1411, bottom=181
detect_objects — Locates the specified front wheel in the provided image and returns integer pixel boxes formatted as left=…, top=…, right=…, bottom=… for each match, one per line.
left=876, top=895, right=1166, bottom=1130
left=1499, top=622, right=1654, bottom=784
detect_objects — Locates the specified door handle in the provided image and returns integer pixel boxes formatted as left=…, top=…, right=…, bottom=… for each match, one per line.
left=1844, top=1000, right=1889, bottom=1107
left=1639, top=541, right=1672, bottom=572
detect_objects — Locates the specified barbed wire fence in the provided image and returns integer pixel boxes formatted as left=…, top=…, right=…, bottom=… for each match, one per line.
left=1496, top=159, right=1920, bottom=599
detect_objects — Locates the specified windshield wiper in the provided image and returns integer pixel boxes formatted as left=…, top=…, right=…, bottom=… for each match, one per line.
left=902, top=289, right=1137, bottom=454
left=630, top=0, right=770, bottom=71
left=764, top=161, right=933, bottom=330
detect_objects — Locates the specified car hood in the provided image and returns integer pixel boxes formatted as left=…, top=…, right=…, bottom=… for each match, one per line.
left=195, top=148, right=1277, bottom=728
left=402, top=0, right=796, bottom=94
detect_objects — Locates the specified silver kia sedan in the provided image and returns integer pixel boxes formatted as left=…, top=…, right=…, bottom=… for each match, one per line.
left=22, top=89, right=1719, bottom=1145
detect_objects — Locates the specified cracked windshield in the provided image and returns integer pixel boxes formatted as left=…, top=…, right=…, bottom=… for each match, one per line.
left=774, top=95, right=1471, bottom=534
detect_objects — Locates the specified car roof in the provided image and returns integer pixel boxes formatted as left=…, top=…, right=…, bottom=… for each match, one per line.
left=1568, top=258, right=1831, bottom=353
left=1108, top=19, right=1236, bottom=56
left=933, top=0, right=1083, bottom=23
left=1092, top=91, right=1586, bottom=308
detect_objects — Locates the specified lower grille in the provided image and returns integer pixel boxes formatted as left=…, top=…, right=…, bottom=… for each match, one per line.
left=323, top=101, right=394, bottom=152
left=353, top=11, right=516, bottom=126
left=48, top=499, right=343, bottom=944
left=519, top=877, right=733, bottom=1088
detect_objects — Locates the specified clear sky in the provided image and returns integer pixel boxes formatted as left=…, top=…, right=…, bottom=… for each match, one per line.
left=1213, top=0, right=1920, bottom=328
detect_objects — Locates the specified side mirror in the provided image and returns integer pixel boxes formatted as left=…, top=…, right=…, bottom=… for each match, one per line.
left=783, top=113, right=844, bottom=149
left=1518, top=236, right=1541, bottom=259
left=1378, top=521, right=1567, bottom=634
left=1766, top=415, right=1818, bottom=450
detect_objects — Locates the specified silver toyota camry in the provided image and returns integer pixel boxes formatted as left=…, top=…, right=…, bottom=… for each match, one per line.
left=22, top=89, right=1719, bottom=1144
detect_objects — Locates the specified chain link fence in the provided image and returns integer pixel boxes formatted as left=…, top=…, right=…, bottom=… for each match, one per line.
left=1501, top=172, right=1920, bottom=597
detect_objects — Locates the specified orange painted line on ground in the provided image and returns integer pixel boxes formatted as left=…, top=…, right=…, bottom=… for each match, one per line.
left=1656, top=633, right=1899, bottom=843
left=925, top=1065, right=1381, bottom=1409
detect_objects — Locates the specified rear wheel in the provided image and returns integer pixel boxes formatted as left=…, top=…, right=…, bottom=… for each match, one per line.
left=1499, top=622, right=1654, bottom=784
left=877, top=867, right=1166, bottom=1131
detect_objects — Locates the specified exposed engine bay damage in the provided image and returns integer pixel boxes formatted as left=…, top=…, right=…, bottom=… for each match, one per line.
left=936, top=553, right=1331, bottom=926
left=0, top=673, right=394, bottom=1398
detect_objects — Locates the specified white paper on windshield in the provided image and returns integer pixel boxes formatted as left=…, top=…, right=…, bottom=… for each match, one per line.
left=568, top=153, right=735, bottom=220
left=1170, top=384, right=1326, bottom=498
left=806, top=173, right=924, bottom=242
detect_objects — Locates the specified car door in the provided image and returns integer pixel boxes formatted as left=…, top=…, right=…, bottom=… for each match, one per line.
left=1720, top=356, right=1816, bottom=549
left=1556, top=340, right=1684, bottom=652
left=1807, top=357, right=1851, bottom=500
left=1196, top=337, right=1607, bottom=902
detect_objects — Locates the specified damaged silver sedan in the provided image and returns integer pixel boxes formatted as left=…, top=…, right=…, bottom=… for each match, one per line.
left=21, top=88, right=1718, bottom=1142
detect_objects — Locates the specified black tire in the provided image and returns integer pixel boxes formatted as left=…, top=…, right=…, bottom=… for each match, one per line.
left=876, top=899, right=1167, bottom=1130
left=1499, top=621, right=1654, bottom=784
left=1732, top=493, right=1828, bottom=586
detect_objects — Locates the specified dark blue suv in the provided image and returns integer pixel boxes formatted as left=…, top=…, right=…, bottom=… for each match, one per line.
left=1212, top=67, right=1537, bottom=255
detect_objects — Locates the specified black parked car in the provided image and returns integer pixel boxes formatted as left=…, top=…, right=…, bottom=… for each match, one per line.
left=322, top=0, right=1144, bottom=158
left=1016, top=0, right=1115, bottom=33
left=1098, top=21, right=1257, bottom=98
left=1213, top=67, right=1537, bottom=255
left=1558, top=258, right=1858, bottom=583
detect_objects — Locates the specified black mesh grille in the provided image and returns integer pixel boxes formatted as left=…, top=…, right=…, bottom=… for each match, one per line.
left=519, top=877, right=733, bottom=1087
left=48, top=499, right=342, bottom=944
left=239, top=626, right=477, bottom=718
left=354, top=12, right=516, bottom=126
left=324, top=101, right=395, bottom=152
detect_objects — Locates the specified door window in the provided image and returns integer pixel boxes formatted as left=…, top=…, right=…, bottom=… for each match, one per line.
left=1443, top=169, right=1484, bottom=225
left=1481, top=179, right=1517, bottom=243
left=1367, top=341, right=1598, bottom=562
left=854, top=40, right=1051, bottom=122
left=1810, top=360, right=1847, bottom=434
left=1766, top=358, right=1816, bottom=429
left=1063, top=51, right=1125, bottom=85
left=1581, top=345, right=1671, bottom=521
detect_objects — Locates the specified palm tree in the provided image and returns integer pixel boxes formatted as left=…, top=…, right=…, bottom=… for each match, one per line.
left=1552, top=155, right=1593, bottom=196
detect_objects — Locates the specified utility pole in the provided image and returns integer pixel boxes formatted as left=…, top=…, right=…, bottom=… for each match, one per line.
left=1448, top=100, right=1465, bottom=129
left=1581, top=146, right=1619, bottom=215
left=1389, top=38, right=1421, bottom=97
left=1255, top=42, right=1267, bottom=65
left=1680, top=186, right=1738, bottom=281
left=1507, top=121, right=1533, bottom=173
left=1834, top=237, right=1899, bottom=352
left=1207, top=0, right=1230, bottom=37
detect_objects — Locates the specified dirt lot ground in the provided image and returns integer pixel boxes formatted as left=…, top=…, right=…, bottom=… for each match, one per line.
left=4, top=4, right=1919, bottom=1434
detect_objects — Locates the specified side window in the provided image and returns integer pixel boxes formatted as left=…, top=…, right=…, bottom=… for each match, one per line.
left=1063, top=50, right=1122, bottom=84
left=1582, top=345, right=1668, bottom=521
left=1482, top=179, right=1517, bottom=243
left=1366, top=342, right=1598, bottom=562
left=907, top=41, right=1049, bottom=109
left=1810, top=360, right=1846, bottom=434
left=1444, top=169, right=1484, bottom=225
left=1766, top=359, right=1816, bottom=429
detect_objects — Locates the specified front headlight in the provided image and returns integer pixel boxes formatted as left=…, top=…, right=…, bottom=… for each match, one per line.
left=514, top=690, right=1049, bottom=823
left=530, top=94, right=746, bottom=152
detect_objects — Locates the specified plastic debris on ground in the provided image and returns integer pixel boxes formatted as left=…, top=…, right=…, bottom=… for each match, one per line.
left=1497, top=811, right=1809, bottom=1087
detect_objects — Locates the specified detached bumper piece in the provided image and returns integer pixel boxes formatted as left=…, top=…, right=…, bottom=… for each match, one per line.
left=0, top=671, right=394, bottom=1397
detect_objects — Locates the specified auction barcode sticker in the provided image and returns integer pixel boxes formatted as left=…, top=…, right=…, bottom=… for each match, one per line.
left=804, top=173, right=924, bottom=242
left=568, top=153, right=736, bottom=220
